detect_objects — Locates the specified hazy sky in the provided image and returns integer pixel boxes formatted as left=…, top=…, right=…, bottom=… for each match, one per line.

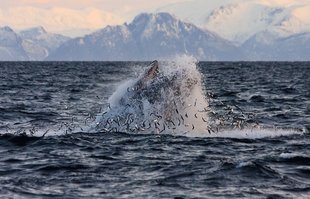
left=0, top=0, right=184, bottom=36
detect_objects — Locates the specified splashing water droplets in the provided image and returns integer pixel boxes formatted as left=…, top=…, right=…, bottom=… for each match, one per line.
left=92, top=56, right=212, bottom=135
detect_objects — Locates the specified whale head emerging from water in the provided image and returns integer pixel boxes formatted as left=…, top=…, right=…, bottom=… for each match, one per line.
left=124, top=60, right=199, bottom=106
left=132, top=60, right=160, bottom=92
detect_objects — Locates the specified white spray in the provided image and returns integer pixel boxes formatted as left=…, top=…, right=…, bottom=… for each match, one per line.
left=92, top=56, right=211, bottom=135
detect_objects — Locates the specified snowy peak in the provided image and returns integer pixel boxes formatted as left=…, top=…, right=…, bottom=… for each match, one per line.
left=0, top=26, right=22, bottom=46
left=129, top=12, right=183, bottom=37
left=92, top=25, right=131, bottom=41
left=20, top=26, right=47, bottom=38
left=275, top=5, right=310, bottom=36
left=20, top=26, right=69, bottom=44
left=19, top=26, right=70, bottom=60
left=131, top=12, right=179, bottom=27
left=208, top=2, right=291, bottom=42
left=0, top=26, right=14, bottom=32
left=129, top=12, right=217, bottom=40
left=0, top=26, right=28, bottom=61
left=157, top=0, right=310, bottom=43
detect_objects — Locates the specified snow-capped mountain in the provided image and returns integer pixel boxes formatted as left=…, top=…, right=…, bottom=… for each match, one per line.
left=156, top=0, right=310, bottom=44
left=242, top=30, right=310, bottom=61
left=0, top=26, right=70, bottom=61
left=0, top=26, right=28, bottom=61
left=47, top=12, right=239, bottom=61
left=20, top=26, right=70, bottom=60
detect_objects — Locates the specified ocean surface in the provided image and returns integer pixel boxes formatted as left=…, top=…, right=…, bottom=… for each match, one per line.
left=0, top=61, right=309, bottom=199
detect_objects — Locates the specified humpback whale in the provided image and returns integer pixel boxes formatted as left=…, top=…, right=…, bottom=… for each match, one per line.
left=85, top=57, right=262, bottom=136
left=93, top=59, right=210, bottom=134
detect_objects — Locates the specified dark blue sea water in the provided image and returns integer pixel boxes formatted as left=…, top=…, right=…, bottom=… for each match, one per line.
left=0, top=61, right=309, bottom=198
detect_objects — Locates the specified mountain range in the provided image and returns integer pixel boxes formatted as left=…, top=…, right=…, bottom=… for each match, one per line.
left=0, top=11, right=309, bottom=61
left=47, top=13, right=239, bottom=61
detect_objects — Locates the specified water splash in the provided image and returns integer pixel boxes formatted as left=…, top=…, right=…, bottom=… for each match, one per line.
left=91, top=56, right=211, bottom=135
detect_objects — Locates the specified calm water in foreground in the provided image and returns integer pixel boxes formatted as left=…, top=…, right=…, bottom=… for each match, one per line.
left=0, top=62, right=309, bottom=198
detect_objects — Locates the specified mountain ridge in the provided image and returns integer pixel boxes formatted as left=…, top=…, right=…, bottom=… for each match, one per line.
left=47, top=12, right=240, bottom=61
left=0, top=11, right=309, bottom=61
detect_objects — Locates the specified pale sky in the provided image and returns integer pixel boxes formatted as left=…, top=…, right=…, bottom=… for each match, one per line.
left=0, top=0, right=185, bottom=36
